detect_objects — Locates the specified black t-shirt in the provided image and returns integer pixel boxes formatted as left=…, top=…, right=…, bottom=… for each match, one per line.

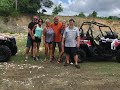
left=28, top=22, right=36, bottom=37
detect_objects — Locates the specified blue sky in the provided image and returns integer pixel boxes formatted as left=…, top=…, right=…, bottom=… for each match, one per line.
left=42, top=0, right=120, bottom=17
left=60, top=0, right=68, bottom=3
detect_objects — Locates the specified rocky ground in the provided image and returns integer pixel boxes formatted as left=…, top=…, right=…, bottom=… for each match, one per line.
left=1, top=61, right=120, bottom=90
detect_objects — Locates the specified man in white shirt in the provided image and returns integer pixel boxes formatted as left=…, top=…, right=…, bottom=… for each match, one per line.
left=62, top=19, right=80, bottom=69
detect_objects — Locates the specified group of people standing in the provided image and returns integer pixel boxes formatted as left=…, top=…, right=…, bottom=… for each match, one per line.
left=25, top=16, right=80, bottom=69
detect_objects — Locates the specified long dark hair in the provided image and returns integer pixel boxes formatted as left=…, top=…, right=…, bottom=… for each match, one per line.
left=38, top=18, right=43, bottom=24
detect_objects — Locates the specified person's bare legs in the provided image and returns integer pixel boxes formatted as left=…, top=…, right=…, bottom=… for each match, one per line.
left=49, top=44, right=53, bottom=61
left=37, top=42, right=40, bottom=57
left=74, top=55, right=78, bottom=65
left=57, top=42, right=62, bottom=63
left=58, top=42, right=62, bottom=53
left=65, top=54, right=69, bottom=63
left=30, top=45, right=33, bottom=57
left=64, top=54, right=70, bottom=66
left=74, top=54, right=80, bottom=68
left=25, top=47, right=30, bottom=59
left=33, top=42, right=37, bottom=60
left=66, top=54, right=70, bottom=63
left=58, top=51, right=64, bottom=63
left=45, top=43, right=49, bottom=60
left=52, top=44, right=55, bottom=59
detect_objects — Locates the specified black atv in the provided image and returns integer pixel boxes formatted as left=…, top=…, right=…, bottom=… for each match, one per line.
left=0, top=35, right=17, bottom=62
left=78, top=21, right=120, bottom=62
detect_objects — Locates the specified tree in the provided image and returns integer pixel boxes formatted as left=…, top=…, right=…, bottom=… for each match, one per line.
left=92, top=11, right=97, bottom=17
left=0, top=0, right=53, bottom=16
left=108, top=16, right=120, bottom=20
left=17, top=0, right=53, bottom=14
left=42, top=0, right=53, bottom=8
left=88, top=11, right=97, bottom=18
left=78, top=12, right=85, bottom=17
left=0, top=0, right=14, bottom=16
left=17, top=0, right=39, bottom=14
left=52, top=4, right=63, bottom=15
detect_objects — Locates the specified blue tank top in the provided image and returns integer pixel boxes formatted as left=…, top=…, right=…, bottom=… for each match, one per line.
left=45, top=28, right=54, bottom=43
left=34, top=24, right=43, bottom=39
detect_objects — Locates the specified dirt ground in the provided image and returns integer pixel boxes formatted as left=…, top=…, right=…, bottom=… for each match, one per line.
left=1, top=60, right=120, bottom=90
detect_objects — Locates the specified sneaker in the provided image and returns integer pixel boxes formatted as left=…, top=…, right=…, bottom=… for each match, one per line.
left=37, top=56, right=40, bottom=59
left=75, top=64, right=80, bottom=69
left=44, top=58, right=47, bottom=61
left=33, top=57, right=36, bottom=61
left=70, top=62, right=73, bottom=65
left=57, top=58, right=62, bottom=63
left=64, top=63, right=69, bottom=66
left=36, top=57, right=39, bottom=61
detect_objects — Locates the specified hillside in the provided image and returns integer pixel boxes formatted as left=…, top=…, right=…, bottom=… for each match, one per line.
left=0, top=15, right=120, bottom=34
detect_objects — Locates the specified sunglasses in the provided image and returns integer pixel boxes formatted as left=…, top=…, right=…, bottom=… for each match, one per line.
left=34, top=18, right=38, bottom=20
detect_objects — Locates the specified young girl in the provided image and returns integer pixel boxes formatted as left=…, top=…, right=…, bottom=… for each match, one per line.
left=32, top=18, right=43, bottom=61
left=43, top=19, right=54, bottom=61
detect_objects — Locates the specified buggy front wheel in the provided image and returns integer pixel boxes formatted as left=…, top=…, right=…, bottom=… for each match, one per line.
left=0, top=45, right=11, bottom=62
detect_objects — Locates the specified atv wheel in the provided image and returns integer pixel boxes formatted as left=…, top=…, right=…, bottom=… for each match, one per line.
left=116, top=49, right=120, bottom=63
left=11, top=45, right=17, bottom=55
left=78, top=49, right=86, bottom=63
left=0, top=45, right=11, bottom=62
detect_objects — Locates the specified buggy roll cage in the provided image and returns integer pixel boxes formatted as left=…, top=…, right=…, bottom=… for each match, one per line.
left=79, top=21, right=115, bottom=38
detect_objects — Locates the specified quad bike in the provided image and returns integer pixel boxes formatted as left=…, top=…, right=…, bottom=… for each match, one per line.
left=0, top=35, right=17, bottom=62
left=78, top=21, right=120, bottom=63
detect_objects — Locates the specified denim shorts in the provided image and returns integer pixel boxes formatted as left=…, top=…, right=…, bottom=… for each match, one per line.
left=26, top=36, right=33, bottom=48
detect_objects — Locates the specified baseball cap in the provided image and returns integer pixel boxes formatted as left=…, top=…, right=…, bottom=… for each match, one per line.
left=69, top=18, right=75, bottom=22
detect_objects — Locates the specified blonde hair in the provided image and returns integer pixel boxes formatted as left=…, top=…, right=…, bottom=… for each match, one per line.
left=62, top=20, right=66, bottom=24
left=45, top=19, right=50, bottom=23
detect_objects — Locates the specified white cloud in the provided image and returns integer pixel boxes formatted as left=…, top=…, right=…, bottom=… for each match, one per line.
left=41, top=0, right=120, bottom=17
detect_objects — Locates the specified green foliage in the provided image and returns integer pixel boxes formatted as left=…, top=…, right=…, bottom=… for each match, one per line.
left=78, top=12, right=86, bottom=17
left=107, top=16, right=120, bottom=20
left=17, top=0, right=53, bottom=14
left=52, top=4, right=63, bottom=15
left=92, top=11, right=97, bottom=17
left=11, top=10, right=20, bottom=17
left=43, top=0, right=53, bottom=8
left=17, top=0, right=40, bottom=14
left=0, top=0, right=14, bottom=16
left=0, top=0, right=53, bottom=16
left=88, top=11, right=97, bottom=18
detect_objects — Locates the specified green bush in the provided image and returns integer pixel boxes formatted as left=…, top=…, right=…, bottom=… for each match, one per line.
left=11, top=10, right=20, bottom=17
